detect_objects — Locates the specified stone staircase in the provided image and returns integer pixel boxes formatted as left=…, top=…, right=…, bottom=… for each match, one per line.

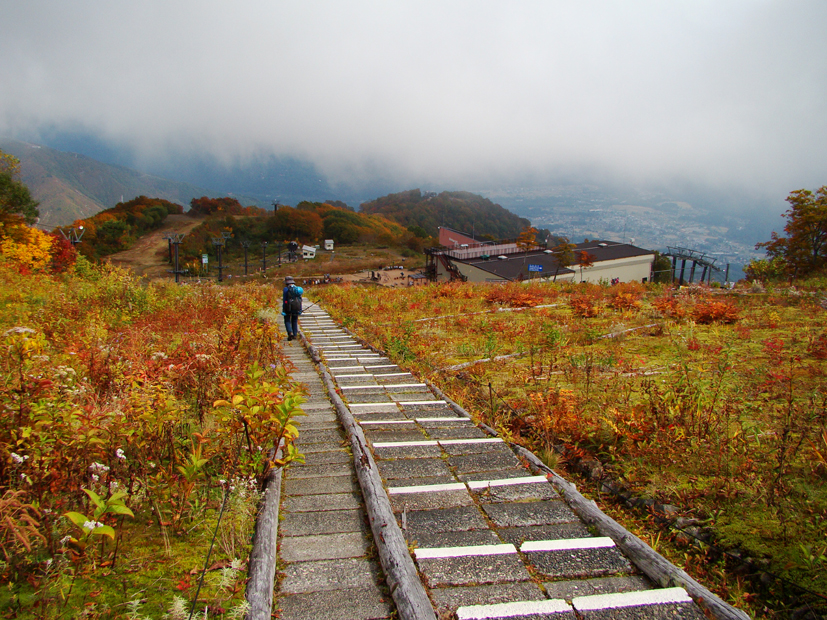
left=272, top=304, right=724, bottom=620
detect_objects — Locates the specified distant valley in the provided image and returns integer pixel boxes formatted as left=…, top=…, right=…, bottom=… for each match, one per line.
left=485, top=185, right=778, bottom=279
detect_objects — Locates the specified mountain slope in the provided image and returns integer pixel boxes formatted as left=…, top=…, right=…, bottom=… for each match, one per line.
left=360, top=189, right=531, bottom=239
left=0, top=138, right=214, bottom=228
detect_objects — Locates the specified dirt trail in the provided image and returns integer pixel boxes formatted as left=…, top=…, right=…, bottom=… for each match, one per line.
left=107, top=214, right=202, bottom=278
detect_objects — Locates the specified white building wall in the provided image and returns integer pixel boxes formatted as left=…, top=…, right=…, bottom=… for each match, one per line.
left=576, top=255, right=654, bottom=283
left=433, top=254, right=652, bottom=284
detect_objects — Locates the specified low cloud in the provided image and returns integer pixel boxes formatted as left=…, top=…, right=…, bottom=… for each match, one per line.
left=2, top=1, right=826, bottom=201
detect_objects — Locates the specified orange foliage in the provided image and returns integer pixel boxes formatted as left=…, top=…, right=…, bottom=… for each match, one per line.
left=528, top=388, right=591, bottom=443
left=435, top=282, right=477, bottom=299
left=652, top=294, right=686, bottom=318
left=691, top=298, right=740, bottom=324
left=484, top=285, right=542, bottom=307
left=569, top=294, right=599, bottom=318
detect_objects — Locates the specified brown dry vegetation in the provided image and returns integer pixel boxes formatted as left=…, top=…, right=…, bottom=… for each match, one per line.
left=313, top=279, right=827, bottom=617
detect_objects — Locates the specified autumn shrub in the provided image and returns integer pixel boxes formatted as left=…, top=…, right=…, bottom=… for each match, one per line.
left=0, top=263, right=304, bottom=616
left=435, top=281, right=477, bottom=299
left=528, top=387, right=594, bottom=446
left=485, top=283, right=542, bottom=307
left=609, top=290, right=642, bottom=311
left=651, top=294, right=686, bottom=318
left=691, top=298, right=740, bottom=324
left=569, top=294, right=600, bottom=318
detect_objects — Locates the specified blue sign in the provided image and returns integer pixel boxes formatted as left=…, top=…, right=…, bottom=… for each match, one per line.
left=528, top=264, right=543, bottom=272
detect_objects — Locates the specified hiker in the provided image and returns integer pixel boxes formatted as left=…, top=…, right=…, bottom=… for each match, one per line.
left=282, top=275, right=303, bottom=341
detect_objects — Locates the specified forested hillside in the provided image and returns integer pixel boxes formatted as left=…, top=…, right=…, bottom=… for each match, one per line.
left=178, top=198, right=433, bottom=263
left=360, top=189, right=531, bottom=239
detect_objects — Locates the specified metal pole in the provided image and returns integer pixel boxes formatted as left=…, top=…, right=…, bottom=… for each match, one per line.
left=688, top=261, right=697, bottom=284
left=174, top=241, right=181, bottom=283
left=213, top=238, right=226, bottom=282
left=261, top=242, right=268, bottom=273
left=679, top=259, right=687, bottom=285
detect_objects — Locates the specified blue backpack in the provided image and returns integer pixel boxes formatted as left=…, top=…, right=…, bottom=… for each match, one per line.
left=286, top=285, right=303, bottom=314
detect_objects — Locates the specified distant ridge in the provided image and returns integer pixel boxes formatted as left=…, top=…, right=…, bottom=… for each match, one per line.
left=0, top=138, right=216, bottom=228
left=360, top=189, right=531, bottom=239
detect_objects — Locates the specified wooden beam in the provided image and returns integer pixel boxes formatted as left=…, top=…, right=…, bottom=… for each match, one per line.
left=245, top=454, right=283, bottom=620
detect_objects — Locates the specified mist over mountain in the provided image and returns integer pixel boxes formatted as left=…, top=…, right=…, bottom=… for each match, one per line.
left=2, top=131, right=784, bottom=282
left=0, top=138, right=218, bottom=228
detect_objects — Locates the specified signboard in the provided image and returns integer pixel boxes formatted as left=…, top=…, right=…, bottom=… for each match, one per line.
left=528, top=264, right=543, bottom=272
left=202, top=254, right=209, bottom=264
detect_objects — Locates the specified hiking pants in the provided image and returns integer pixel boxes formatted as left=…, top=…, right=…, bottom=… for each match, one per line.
left=284, top=313, right=299, bottom=337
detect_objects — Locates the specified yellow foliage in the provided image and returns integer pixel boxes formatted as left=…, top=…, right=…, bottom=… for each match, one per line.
left=0, top=224, right=54, bottom=273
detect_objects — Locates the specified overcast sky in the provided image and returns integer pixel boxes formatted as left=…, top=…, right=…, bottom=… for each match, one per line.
left=2, top=1, right=826, bottom=201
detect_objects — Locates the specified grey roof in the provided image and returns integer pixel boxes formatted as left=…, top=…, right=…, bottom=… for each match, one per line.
left=451, top=241, right=653, bottom=282
left=458, top=251, right=575, bottom=281
left=570, top=240, right=654, bottom=262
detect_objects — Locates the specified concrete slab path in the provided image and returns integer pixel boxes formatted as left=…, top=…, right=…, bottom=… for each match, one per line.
left=269, top=301, right=746, bottom=620
left=274, top=326, right=395, bottom=620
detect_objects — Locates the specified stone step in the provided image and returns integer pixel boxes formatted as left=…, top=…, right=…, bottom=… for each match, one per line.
left=290, top=307, right=709, bottom=620
left=274, top=315, right=394, bottom=620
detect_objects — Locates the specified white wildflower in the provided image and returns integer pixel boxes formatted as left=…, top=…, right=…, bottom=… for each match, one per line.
left=89, top=462, right=110, bottom=474
left=83, top=520, right=104, bottom=530
left=91, top=474, right=99, bottom=482
left=59, top=535, right=72, bottom=545
left=10, top=452, right=26, bottom=464
left=116, top=448, right=126, bottom=460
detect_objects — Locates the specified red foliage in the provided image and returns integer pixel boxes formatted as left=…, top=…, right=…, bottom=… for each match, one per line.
left=49, top=234, right=77, bottom=273
left=189, top=196, right=248, bottom=216
left=808, top=332, right=827, bottom=359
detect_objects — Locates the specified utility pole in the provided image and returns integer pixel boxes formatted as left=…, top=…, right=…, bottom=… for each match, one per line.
left=212, top=236, right=228, bottom=282
left=170, top=234, right=185, bottom=283
left=162, top=233, right=174, bottom=263
left=240, top=240, right=250, bottom=275
left=261, top=241, right=268, bottom=273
